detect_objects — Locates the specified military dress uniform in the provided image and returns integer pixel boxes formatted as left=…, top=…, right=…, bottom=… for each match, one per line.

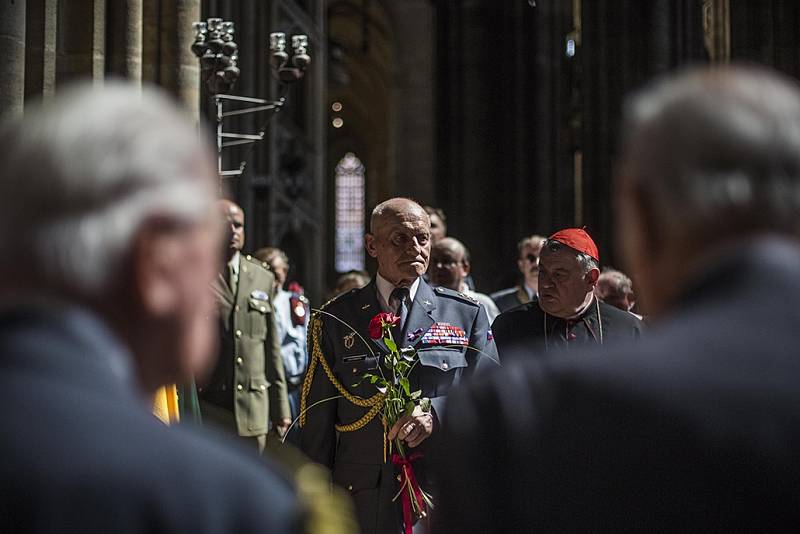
left=299, top=277, right=498, bottom=534
left=202, top=253, right=291, bottom=451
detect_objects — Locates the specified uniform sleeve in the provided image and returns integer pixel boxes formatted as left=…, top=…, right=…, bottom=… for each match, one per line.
left=267, top=282, right=291, bottom=421
left=299, top=315, right=339, bottom=469
left=467, top=303, right=500, bottom=375
left=431, top=304, right=500, bottom=420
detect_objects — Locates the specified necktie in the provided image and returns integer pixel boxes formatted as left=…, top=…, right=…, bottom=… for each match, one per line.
left=227, top=262, right=238, bottom=294
left=389, top=287, right=410, bottom=334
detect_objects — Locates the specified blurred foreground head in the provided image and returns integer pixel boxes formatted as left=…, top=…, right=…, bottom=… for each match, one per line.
left=618, top=65, right=800, bottom=318
left=0, top=82, right=219, bottom=392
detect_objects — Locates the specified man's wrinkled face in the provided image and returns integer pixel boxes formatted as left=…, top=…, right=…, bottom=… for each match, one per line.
left=538, top=246, right=596, bottom=318
left=366, top=209, right=431, bottom=286
left=429, top=244, right=466, bottom=291
left=220, top=204, right=244, bottom=254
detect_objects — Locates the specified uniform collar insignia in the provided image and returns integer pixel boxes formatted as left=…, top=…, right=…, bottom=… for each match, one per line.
left=343, top=332, right=356, bottom=349
left=361, top=303, right=371, bottom=310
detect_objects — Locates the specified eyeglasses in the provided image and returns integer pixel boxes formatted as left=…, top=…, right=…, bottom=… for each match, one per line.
left=432, top=260, right=460, bottom=269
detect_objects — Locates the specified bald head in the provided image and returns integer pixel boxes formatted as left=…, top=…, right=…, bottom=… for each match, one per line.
left=370, top=198, right=430, bottom=235
left=433, top=237, right=467, bottom=259
left=217, top=199, right=244, bottom=259
left=429, top=237, right=469, bottom=291
left=365, top=197, right=431, bottom=287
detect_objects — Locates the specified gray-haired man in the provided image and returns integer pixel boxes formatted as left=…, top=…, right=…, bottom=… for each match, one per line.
left=0, top=82, right=301, bottom=532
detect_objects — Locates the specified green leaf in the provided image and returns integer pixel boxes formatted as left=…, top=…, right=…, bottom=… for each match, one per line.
left=404, top=400, right=415, bottom=416
left=399, top=377, right=411, bottom=396
left=385, top=338, right=397, bottom=352
left=410, top=389, right=422, bottom=400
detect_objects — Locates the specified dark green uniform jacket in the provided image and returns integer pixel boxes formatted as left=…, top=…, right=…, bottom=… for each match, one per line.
left=203, top=254, right=291, bottom=437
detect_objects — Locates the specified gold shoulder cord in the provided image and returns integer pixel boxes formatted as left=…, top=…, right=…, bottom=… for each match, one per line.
left=300, top=315, right=385, bottom=433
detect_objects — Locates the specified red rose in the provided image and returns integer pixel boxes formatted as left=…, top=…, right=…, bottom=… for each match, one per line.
left=369, top=312, right=400, bottom=339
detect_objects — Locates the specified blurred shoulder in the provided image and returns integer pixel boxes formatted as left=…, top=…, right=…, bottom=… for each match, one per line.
left=490, top=287, right=518, bottom=300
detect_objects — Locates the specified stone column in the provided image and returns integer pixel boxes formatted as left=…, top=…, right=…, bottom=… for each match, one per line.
left=25, top=0, right=57, bottom=102
left=109, top=0, right=143, bottom=82
left=56, top=0, right=106, bottom=84
left=0, top=0, right=26, bottom=116
left=159, top=0, right=200, bottom=114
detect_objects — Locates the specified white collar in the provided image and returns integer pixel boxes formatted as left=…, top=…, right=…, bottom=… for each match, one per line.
left=376, top=273, right=420, bottom=312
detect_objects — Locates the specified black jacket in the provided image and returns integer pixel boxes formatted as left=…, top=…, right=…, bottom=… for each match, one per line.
left=0, top=306, right=302, bottom=533
left=437, top=238, right=800, bottom=532
left=491, top=296, right=643, bottom=363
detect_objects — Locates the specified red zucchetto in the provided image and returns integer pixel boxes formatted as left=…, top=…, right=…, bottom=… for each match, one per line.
left=548, top=228, right=600, bottom=262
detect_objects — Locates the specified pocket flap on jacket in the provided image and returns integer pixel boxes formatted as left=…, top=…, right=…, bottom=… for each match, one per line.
left=249, top=377, right=269, bottom=391
left=248, top=298, right=272, bottom=313
left=332, top=462, right=381, bottom=492
left=417, top=349, right=467, bottom=372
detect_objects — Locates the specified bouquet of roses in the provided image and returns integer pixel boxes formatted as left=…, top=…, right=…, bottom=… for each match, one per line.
left=358, top=312, right=434, bottom=532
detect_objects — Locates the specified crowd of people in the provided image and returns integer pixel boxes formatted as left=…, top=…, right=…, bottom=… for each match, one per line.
left=2, top=63, right=800, bottom=533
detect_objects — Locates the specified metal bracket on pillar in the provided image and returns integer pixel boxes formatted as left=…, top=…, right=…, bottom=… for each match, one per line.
left=191, top=18, right=311, bottom=187
left=213, top=93, right=286, bottom=180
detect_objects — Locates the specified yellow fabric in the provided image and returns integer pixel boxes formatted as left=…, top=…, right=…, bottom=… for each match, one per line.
left=153, top=385, right=180, bottom=425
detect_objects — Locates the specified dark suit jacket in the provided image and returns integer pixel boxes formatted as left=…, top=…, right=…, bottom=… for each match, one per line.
left=492, top=296, right=644, bottom=363
left=300, top=278, right=498, bottom=534
left=490, top=286, right=531, bottom=313
left=437, top=239, right=800, bottom=532
left=0, top=306, right=301, bottom=533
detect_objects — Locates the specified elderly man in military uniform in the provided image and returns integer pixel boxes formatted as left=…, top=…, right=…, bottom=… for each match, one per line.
left=492, top=228, right=643, bottom=363
left=299, top=198, right=497, bottom=534
left=201, top=199, right=291, bottom=453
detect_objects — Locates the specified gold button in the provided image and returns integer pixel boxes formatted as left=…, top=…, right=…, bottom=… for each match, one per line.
left=236, top=357, right=243, bottom=365
left=235, top=329, right=242, bottom=338
left=347, top=485, right=353, bottom=491
left=260, top=384, right=266, bottom=391
left=234, top=305, right=240, bottom=311
left=397, top=475, right=402, bottom=482
left=237, top=383, right=243, bottom=391
left=352, top=368, right=358, bottom=374
left=260, top=306, right=266, bottom=312
left=442, top=361, right=449, bottom=370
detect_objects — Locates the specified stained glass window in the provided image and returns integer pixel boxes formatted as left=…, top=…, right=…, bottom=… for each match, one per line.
left=335, top=152, right=365, bottom=272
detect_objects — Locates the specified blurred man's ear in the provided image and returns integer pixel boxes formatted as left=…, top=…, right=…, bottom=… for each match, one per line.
left=461, top=261, right=471, bottom=278
left=365, top=233, right=378, bottom=258
left=134, top=218, right=183, bottom=317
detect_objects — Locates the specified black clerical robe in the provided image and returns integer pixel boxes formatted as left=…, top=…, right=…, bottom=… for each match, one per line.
left=491, top=297, right=644, bottom=362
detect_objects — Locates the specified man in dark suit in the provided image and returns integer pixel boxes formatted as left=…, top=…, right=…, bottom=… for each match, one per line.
left=490, top=234, right=545, bottom=312
left=0, top=82, right=302, bottom=532
left=437, top=65, right=800, bottom=532
left=201, top=199, right=291, bottom=453
left=492, top=228, right=643, bottom=362
left=300, top=198, right=498, bottom=534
